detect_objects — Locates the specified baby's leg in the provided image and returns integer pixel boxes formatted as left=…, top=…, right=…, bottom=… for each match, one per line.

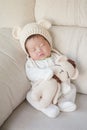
left=58, top=82, right=77, bottom=112
left=26, top=90, right=60, bottom=118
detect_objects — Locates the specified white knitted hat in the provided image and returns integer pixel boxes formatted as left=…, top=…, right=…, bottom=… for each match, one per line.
left=12, top=19, right=52, bottom=54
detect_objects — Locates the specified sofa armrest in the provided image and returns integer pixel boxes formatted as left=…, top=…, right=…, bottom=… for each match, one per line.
left=0, top=28, right=30, bottom=126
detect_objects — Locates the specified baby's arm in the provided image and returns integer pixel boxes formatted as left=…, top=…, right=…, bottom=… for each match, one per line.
left=26, top=67, right=53, bottom=82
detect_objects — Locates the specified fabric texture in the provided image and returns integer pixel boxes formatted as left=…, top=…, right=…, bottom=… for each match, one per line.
left=35, top=0, right=87, bottom=27
left=0, top=28, right=30, bottom=126
left=0, top=0, right=35, bottom=28
left=1, top=94, right=87, bottom=130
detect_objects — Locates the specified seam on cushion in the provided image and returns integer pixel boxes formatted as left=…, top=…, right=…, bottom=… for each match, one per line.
left=0, top=110, right=12, bottom=126
left=0, top=81, right=14, bottom=110
left=75, top=30, right=83, bottom=63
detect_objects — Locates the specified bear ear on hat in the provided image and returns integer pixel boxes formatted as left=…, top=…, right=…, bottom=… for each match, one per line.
left=37, top=19, right=52, bottom=29
left=12, top=26, right=22, bottom=40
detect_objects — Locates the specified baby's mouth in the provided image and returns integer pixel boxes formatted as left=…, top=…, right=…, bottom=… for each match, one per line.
left=38, top=53, right=46, bottom=59
left=38, top=53, right=44, bottom=57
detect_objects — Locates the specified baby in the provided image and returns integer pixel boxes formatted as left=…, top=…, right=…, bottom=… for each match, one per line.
left=13, top=20, right=78, bottom=118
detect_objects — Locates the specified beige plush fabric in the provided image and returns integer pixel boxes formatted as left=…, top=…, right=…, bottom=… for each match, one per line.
left=0, top=28, right=30, bottom=126
left=0, top=0, right=35, bottom=28
left=35, top=0, right=87, bottom=27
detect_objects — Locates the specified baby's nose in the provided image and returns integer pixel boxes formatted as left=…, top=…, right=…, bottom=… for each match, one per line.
left=36, top=47, right=41, bottom=52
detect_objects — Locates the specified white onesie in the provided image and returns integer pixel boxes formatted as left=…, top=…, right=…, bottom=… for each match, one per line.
left=26, top=49, right=77, bottom=113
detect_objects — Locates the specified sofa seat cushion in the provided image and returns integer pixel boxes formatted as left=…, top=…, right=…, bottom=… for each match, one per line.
left=0, top=28, right=30, bottom=126
left=50, top=26, right=87, bottom=94
left=1, top=94, right=87, bottom=130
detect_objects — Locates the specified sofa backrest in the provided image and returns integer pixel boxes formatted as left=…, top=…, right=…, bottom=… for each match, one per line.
left=35, top=0, right=87, bottom=27
left=0, top=0, right=35, bottom=28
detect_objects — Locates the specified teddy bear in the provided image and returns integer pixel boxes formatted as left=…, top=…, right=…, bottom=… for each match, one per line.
left=53, top=56, right=79, bottom=82
left=52, top=57, right=79, bottom=104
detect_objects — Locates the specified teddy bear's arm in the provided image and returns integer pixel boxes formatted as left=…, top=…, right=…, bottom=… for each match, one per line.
left=53, top=75, right=61, bottom=83
left=67, top=59, right=76, bottom=68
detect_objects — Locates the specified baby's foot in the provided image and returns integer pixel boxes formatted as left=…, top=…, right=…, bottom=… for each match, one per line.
left=58, top=101, right=76, bottom=112
left=40, top=104, right=60, bottom=118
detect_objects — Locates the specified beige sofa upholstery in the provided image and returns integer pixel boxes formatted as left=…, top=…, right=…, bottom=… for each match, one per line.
left=0, top=0, right=87, bottom=129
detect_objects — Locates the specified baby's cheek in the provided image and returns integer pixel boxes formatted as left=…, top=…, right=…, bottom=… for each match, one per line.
left=47, top=50, right=51, bottom=56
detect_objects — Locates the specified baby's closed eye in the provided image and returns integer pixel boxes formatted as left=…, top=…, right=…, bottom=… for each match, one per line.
left=40, top=43, right=45, bottom=47
left=30, top=48, right=35, bottom=52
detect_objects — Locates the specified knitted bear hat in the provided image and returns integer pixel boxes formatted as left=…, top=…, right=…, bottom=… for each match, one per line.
left=12, top=19, right=52, bottom=54
left=12, top=20, right=79, bottom=80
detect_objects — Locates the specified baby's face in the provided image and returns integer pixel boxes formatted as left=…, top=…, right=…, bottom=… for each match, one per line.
left=25, top=35, right=51, bottom=60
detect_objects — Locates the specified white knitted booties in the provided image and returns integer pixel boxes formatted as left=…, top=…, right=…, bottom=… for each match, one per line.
left=58, top=101, right=76, bottom=112
left=40, top=104, right=60, bottom=118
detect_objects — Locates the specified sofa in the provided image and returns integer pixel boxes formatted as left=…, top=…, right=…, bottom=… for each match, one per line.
left=0, top=0, right=87, bottom=129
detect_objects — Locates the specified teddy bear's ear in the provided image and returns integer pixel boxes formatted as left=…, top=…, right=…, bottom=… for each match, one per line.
left=12, top=26, right=21, bottom=40
left=37, top=19, right=52, bottom=29
left=71, top=68, right=79, bottom=80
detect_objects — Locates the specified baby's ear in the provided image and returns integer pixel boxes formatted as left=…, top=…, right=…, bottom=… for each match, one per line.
left=12, top=26, right=21, bottom=40
left=37, top=19, right=52, bottom=29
